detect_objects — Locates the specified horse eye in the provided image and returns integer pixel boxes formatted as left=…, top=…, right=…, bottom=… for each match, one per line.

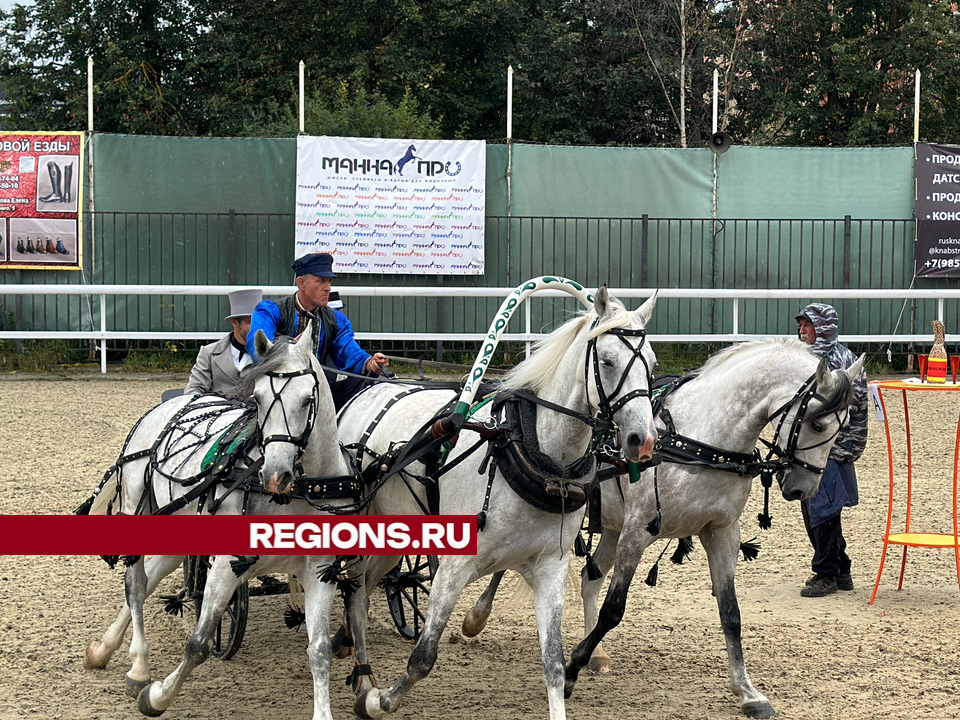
left=811, top=420, right=824, bottom=433
left=601, top=358, right=614, bottom=368
left=302, top=397, right=312, bottom=409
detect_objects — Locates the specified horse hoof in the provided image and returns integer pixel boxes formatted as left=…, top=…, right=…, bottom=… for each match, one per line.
left=461, top=611, right=488, bottom=638
left=743, top=701, right=777, bottom=719
left=137, top=685, right=166, bottom=717
left=126, top=675, right=150, bottom=699
left=588, top=656, right=611, bottom=674
left=354, top=688, right=385, bottom=720
left=83, top=642, right=108, bottom=670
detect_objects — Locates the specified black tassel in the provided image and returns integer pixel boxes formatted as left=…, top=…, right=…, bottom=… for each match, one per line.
left=160, top=590, right=188, bottom=617
left=740, top=538, right=761, bottom=562
left=122, top=555, right=140, bottom=567
left=100, top=555, right=119, bottom=569
left=758, top=474, right=773, bottom=530
left=644, top=561, right=660, bottom=587
left=574, top=534, right=588, bottom=557
left=646, top=512, right=662, bottom=536
left=75, top=496, right=94, bottom=516
left=284, top=604, right=306, bottom=631
left=670, top=536, right=695, bottom=565
left=477, top=511, right=486, bottom=531
left=269, top=493, right=293, bottom=505
left=757, top=511, right=772, bottom=530
left=230, top=555, right=260, bottom=577
left=584, top=554, right=603, bottom=581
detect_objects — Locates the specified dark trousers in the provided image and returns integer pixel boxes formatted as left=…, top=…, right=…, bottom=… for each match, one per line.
left=801, top=500, right=851, bottom=577
left=328, top=374, right=370, bottom=411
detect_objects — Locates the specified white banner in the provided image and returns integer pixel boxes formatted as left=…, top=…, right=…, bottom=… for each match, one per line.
left=295, top=136, right=485, bottom=275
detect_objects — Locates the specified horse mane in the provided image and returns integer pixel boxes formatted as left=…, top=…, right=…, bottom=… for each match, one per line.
left=691, top=336, right=852, bottom=420
left=236, top=336, right=306, bottom=398
left=500, top=299, right=636, bottom=394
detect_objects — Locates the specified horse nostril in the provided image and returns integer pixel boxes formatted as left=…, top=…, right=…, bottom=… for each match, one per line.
left=782, top=488, right=803, bottom=501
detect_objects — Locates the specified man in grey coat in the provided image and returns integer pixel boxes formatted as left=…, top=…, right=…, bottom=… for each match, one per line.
left=185, top=289, right=262, bottom=398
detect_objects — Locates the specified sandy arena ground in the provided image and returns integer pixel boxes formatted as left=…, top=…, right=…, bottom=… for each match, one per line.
left=2, top=373, right=960, bottom=720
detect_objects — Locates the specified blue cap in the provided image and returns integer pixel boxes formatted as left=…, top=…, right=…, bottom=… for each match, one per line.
left=292, top=252, right=337, bottom=278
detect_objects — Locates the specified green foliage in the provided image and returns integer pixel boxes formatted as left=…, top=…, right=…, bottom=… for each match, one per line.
left=0, top=339, right=87, bottom=372
left=247, top=84, right=442, bottom=139
left=122, top=342, right=195, bottom=372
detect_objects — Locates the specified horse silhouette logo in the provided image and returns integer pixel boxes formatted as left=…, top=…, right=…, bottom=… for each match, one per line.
left=396, top=144, right=419, bottom=176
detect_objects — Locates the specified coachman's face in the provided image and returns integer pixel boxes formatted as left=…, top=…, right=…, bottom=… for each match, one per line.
left=297, top=274, right=332, bottom=311
left=798, top=318, right=817, bottom=345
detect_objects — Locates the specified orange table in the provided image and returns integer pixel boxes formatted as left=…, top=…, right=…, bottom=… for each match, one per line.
left=870, top=379, right=960, bottom=603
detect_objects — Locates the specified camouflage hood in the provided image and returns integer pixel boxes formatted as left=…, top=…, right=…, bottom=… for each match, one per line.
left=795, top=302, right=868, bottom=463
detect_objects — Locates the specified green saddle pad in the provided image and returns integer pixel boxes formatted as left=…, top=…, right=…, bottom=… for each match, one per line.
left=201, top=414, right=258, bottom=476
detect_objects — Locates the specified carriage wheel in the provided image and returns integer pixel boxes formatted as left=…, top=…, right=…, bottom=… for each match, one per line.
left=383, top=555, right=439, bottom=641
left=182, top=555, right=250, bottom=660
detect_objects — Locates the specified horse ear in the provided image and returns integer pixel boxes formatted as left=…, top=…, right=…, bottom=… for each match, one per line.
left=594, top=285, right=611, bottom=318
left=635, top=290, right=658, bottom=327
left=846, top=353, right=866, bottom=381
left=815, top=357, right=831, bottom=387
left=254, top=329, right=272, bottom=359
left=296, top=321, right=316, bottom=352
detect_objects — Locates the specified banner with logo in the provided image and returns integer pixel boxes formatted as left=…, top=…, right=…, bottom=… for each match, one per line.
left=295, top=136, right=485, bottom=275
left=0, top=131, right=83, bottom=270
left=915, top=142, right=960, bottom=278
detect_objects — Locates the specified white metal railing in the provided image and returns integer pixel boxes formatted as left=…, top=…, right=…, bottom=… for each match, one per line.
left=0, top=284, right=956, bottom=373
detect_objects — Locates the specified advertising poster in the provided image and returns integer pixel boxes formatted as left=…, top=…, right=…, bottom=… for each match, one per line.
left=295, top=136, right=485, bottom=275
left=0, top=131, right=83, bottom=270
left=915, top=142, right=960, bottom=278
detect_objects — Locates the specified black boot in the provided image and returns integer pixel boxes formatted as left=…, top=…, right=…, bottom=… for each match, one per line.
left=39, top=161, right=62, bottom=203
left=56, top=238, right=68, bottom=254
left=62, top=163, right=73, bottom=203
left=26, top=238, right=36, bottom=253
left=16, top=238, right=25, bottom=253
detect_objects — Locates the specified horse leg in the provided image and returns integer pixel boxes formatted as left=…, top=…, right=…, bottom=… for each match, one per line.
left=343, top=572, right=375, bottom=694
left=699, top=524, right=776, bottom=719
left=528, top=556, right=571, bottom=720
left=123, top=557, right=153, bottom=698
left=461, top=570, right=505, bottom=637
left=355, top=559, right=472, bottom=719
left=86, top=554, right=187, bottom=672
left=565, top=523, right=648, bottom=698
left=299, top=560, right=338, bottom=720
left=581, top=528, right=619, bottom=673
left=137, top=556, right=246, bottom=716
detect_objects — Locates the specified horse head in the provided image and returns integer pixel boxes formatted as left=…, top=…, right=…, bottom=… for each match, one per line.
left=771, top=351, right=866, bottom=501
left=584, top=286, right=659, bottom=463
left=248, top=324, right=335, bottom=494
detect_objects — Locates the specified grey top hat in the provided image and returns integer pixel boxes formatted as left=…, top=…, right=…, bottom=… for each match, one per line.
left=224, top=289, right=263, bottom=320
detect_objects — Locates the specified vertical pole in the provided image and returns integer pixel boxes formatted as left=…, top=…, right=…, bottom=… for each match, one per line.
left=914, top=69, right=921, bottom=143
left=506, top=66, right=514, bottom=285
left=228, top=209, right=237, bottom=285
left=712, top=69, right=718, bottom=134
left=843, top=215, right=852, bottom=325
left=299, top=61, right=305, bottom=134
left=640, top=214, right=649, bottom=288
left=87, top=56, right=94, bottom=132
left=100, top=293, right=107, bottom=374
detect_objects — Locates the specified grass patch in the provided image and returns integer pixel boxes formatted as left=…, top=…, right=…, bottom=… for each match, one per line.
left=0, top=340, right=90, bottom=372
left=122, top=343, right=195, bottom=373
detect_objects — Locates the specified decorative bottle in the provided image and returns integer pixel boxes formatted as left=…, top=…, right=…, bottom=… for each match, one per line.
left=927, top=319, right=948, bottom=383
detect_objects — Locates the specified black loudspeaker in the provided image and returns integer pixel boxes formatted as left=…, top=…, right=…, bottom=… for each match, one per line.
left=709, top=132, right=733, bottom=154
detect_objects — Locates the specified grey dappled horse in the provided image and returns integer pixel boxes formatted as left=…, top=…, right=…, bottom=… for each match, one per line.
left=82, top=327, right=369, bottom=720
left=338, top=287, right=658, bottom=720
left=563, top=338, right=865, bottom=718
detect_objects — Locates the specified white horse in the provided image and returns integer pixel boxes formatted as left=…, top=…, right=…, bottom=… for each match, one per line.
left=560, top=337, right=865, bottom=718
left=82, top=327, right=371, bottom=720
left=339, top=287, right=659, bottom=720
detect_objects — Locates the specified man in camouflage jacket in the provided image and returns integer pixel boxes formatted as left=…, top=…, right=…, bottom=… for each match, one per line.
left=795, top=303, right=868, bottom=597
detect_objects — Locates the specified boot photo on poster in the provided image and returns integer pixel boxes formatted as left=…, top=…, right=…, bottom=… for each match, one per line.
left=9, top=218, right=77, bottom=265
left=35, top=154, right=79, bottom=213
left=0, top=219, right=6, bottom=262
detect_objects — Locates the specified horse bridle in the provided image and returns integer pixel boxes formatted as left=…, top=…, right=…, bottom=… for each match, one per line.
left=256, top=366, right=321, bottom=468
left=585, top=326, right=654, bottom=435
left=760, top=371, right=847, bottom=480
